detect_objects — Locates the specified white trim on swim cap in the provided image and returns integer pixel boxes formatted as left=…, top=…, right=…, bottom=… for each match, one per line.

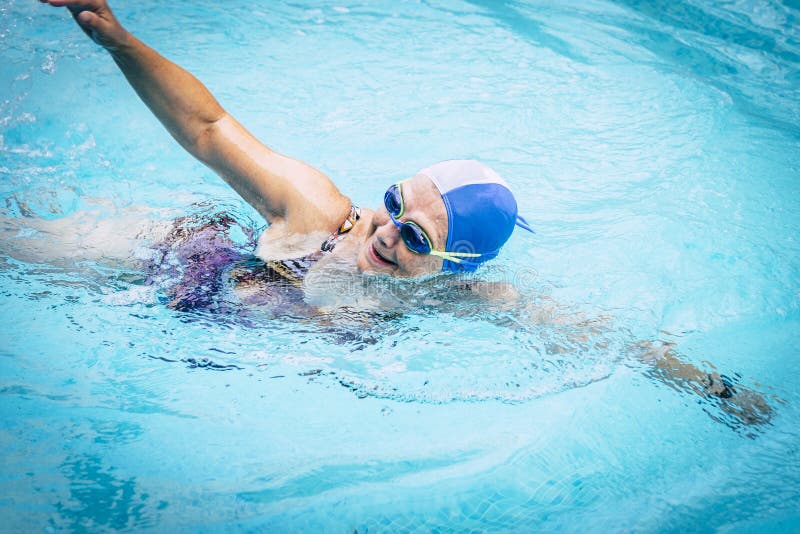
left=417, top=160, right=510, bottom=195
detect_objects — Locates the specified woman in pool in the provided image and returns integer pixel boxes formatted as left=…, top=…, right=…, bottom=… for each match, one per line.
left=40, top=0, right=532, bottom=285
left=37, top=0, right=774, bottom=430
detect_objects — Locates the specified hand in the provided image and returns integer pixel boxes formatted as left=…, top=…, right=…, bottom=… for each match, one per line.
left=703, top=373, right=774, bottom=427
left=633, top=342, right=776, bottom=433
left=40, top=0, right=128, bottom=50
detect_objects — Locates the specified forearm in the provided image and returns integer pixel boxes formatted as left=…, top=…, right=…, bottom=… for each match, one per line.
left=109, top=33, right=225, bottom=154
left=634, top=341, right=743, bottom=399
left=44, top=0, right=352, bottom=231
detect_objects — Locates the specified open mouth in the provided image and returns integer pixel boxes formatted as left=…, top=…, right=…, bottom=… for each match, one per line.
left=369, top=240, right=396, bottom=267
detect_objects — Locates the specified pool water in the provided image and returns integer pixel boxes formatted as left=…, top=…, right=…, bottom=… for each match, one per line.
left=2, top=0, right=799, bottom=530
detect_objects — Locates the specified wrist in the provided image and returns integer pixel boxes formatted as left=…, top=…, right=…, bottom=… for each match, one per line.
left=703, top=373, right=736, bottom=399
left=106, top=29, right=135, bottom=57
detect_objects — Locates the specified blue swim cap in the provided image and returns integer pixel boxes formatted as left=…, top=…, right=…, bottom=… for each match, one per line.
left=417, top=160, right=533, bottom=273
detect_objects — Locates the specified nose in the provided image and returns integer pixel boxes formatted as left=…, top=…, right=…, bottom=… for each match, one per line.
left=374, top=209, right=402, bottom=248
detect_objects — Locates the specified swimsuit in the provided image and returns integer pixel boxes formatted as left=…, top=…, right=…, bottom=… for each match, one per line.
left=147, top=205, right=360, bottom=312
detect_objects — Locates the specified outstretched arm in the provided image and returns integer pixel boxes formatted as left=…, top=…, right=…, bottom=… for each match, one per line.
left=474, top=290, right=775, bottom=431
left=41, top=0, right=351, bottom=235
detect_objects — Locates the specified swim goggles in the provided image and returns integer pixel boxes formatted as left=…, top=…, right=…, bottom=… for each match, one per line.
left=383, top=183, right=482, bottom=264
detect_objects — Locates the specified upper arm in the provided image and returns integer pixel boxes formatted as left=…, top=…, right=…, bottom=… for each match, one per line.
left=459, top=280, right=520, bottom=305
left=194, top=113, right=351, bottom=234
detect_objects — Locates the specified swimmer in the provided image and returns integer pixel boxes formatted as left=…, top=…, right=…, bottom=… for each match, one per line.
left=34, top=0, right=775, bottom=432
left=39, top=0, right=531, bottom=284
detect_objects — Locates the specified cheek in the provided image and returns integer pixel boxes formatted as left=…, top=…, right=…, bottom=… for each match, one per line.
left=372, top=206, right=391, bottom=227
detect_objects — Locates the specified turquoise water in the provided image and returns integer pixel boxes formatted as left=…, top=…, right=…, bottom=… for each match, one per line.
left=2, top=0, right=799, bottom=530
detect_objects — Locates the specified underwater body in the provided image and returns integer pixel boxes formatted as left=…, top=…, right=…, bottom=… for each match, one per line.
left=1, top=0, right=800, bottom=531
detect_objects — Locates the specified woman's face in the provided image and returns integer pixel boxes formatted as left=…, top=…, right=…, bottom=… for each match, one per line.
left=356, top=174, right=448, bottom=277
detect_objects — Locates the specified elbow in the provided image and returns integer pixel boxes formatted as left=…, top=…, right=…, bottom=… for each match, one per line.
left=188, top=114, right=227, bottom=164
left=189, top=122, right=217, bottom=163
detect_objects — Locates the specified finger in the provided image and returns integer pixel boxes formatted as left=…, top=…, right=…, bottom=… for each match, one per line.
left=44, top=0, right=103, bottom=7
left=76, top=10, right=99, bottom=26
left=72, top=10, right=110, bottom=44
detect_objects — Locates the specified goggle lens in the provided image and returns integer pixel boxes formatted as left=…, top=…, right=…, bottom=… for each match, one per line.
left=399, top=221, right=432, bottom=255
left=383, top=184, right=404, bottom=218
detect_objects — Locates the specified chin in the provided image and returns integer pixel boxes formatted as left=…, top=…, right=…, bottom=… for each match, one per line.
left=355, top=256, right=369, bottom=273
left=355, top=247, right=374, bottom=274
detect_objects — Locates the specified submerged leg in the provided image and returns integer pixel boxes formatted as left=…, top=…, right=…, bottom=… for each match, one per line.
left=0, top=204, right=177, bottom=267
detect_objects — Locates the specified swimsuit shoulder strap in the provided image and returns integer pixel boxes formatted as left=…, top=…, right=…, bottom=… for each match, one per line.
left=320, top=205, right=361, bottom=252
